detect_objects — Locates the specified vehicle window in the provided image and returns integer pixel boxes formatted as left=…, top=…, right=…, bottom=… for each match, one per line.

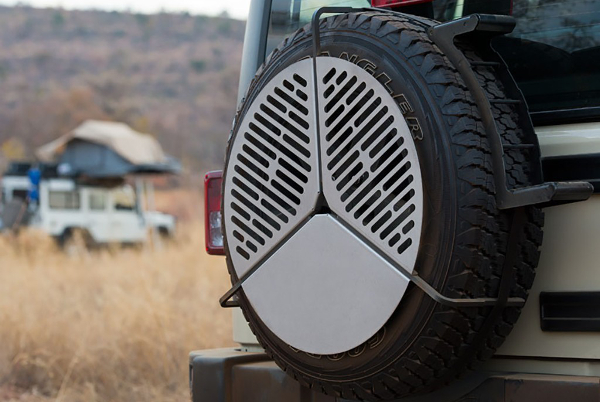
left=112, top=187, right=136, bottom=211
left=450, top=0, right=600, bottom=116
left=266, top=0, right=600, bottom=118
left=49, top=191, right=80, bottom=210
left=89, top=192, right=107, bottom=211
left=12, top=189, right=28, bottom=201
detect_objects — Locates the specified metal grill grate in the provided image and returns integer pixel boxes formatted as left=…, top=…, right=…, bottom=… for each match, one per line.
left=317, top=59, right=423, bottom=273
left=224, top=60, right=320, bottom=276
left=225, top=57, right=423, bottom=278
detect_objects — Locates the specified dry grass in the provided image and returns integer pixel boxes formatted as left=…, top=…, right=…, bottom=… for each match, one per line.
left=0, top=217, right=234, bottom=402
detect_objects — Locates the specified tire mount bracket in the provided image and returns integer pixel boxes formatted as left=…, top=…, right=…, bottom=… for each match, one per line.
left=219, top=9, right=594, bottom=313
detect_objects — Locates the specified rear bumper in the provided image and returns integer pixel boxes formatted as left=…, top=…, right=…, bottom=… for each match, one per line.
left=189, top=348, right=600, bottom=402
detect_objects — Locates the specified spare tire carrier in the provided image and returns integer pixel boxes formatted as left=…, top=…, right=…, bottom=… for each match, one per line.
left=220, top=9, right=592, bottom=313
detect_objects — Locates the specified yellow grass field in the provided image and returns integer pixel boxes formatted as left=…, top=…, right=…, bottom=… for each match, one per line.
left=0, top=216, right=235, bottom=401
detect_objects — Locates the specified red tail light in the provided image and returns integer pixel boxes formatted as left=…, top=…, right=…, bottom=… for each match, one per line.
left=371, top=0, right=432, bottom=7
left=204, top=170, right=225, bottom=255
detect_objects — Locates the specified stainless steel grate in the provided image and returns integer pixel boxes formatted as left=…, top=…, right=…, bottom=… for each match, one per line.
left=317, top=58, right=423, bottom=273
left=223, top=57, right=425, bottom=354
left=223, top=59, right=320, bottom=276
left=225, top=57, right=423, bottom=278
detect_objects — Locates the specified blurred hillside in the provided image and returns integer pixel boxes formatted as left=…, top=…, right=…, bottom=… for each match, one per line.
left=0, top=6, right=245, bottom=175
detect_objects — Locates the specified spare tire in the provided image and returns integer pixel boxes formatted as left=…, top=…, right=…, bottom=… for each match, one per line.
left=222, top=11, right=544, bottom=401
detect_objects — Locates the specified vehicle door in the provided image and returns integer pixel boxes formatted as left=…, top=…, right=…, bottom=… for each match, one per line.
left=108, top=185, right=145, bottom=243
left=85, top=188, right=111, bottom=242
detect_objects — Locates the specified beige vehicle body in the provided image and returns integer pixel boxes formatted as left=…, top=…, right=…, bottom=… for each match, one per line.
left=490, top=125, right=600, bottom=374
left=209, top=124, right=600, bottom=401
left=230, top=124, right=600, bottom=370
left=192, top=0, right=600, bottom=400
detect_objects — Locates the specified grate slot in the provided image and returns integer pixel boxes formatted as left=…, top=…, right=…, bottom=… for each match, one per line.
left=254, top=111, right=282, bottom=136
left=259, top=104, right=310, bottom=144
left=236, top=246, right=250, bottom=260
left=329, top=106, right=389, bottom=172
left=397, top=238, right=412, bottom=254
left=323, top=68, right=337, bottom=84
left=276, top=169, right=304, bottom=195
left=244, top=132, right=276, bottom=160
left=232, top=230, right=244, bottom=242
left=250, top=122, right=311, bottom=172
left=371, top=210, right=392, bottom=233
left=326, top=96, right=383, bottom=159
left=242, top=144, right=270, bottom=168
left=345, top=149, right=410, bottom=214
left=271, top=179, right=301, bottom=205
left=234, top=165, right=297, bottom=216
left=335, top=71, right=348, bottom=85
left=341, top=171, right=369, bottom=203
left=382, top=158, right=410, bottom=190
left=380, top=203, right=415, bottom=241
left=346, top=82, right=367, bottom=105
left=282, top=79, right=295, bottom=92
left=324, top=84, right=336, bottom=99
left=237, top=154, right=269, bottom=182
left=324, top=75, right=358, bottom=112
left=261, top=199, right=289, bottom=224
left=274, top=87, right=309, bottom=115
left=232, top=189, right=282, bottom=231
left=402, top=220, right=415, bottom=235
left=246, top=241, right=258, bottom=253
left=279, top=158, right=308, bottom=184
left=332, top=150, right=360, bottom=182
left=388, top=233, right=401, bottom=247
left=231, top=215, right=265, bottom=246
left=296, top=89, right=308, bottom=101
left=364, top=177, right=414, bottom=226
left=325, top=88, right=375, bottom=143
left=292, top=74, right=307, bottom=86
left=336, top=162, right=363, bottom=192
left=288, top=110, right=310, bottom=130
left=267, top=95, right=287, bottom=113
left=232, top=177, right=259, bottom=200
left=354, top=190, right=382, bottom=219
left=230, top=201, right=251, bottom=221
left=252, top=219, right=273, bottom=239
left=282, top=134, right=311, bottom=158
left=362, top=118, right=396, bottom=153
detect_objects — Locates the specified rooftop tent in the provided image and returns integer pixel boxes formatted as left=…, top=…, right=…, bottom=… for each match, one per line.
left=35, top=120, right=180, bottom=178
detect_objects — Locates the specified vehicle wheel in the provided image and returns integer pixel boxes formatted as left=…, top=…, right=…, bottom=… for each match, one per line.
left=158, top=226, right=173, bottom=239
left=222, top=11, right=544, bottom=400
left=59, top=228, right=90, bottom=257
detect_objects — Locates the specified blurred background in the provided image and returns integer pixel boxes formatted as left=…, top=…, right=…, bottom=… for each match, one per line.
left=0, top=1, right=250, bottom=400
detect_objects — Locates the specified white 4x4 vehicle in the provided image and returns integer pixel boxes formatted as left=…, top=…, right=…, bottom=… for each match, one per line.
left=193, top=0, right=600, bottom=401
left=1, top=164, right=175, bottom=246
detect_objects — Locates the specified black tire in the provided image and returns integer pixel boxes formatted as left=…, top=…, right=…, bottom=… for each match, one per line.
left=58, top=227, right=92, bottom=255
left=224, top=11, right=544, bottom=401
